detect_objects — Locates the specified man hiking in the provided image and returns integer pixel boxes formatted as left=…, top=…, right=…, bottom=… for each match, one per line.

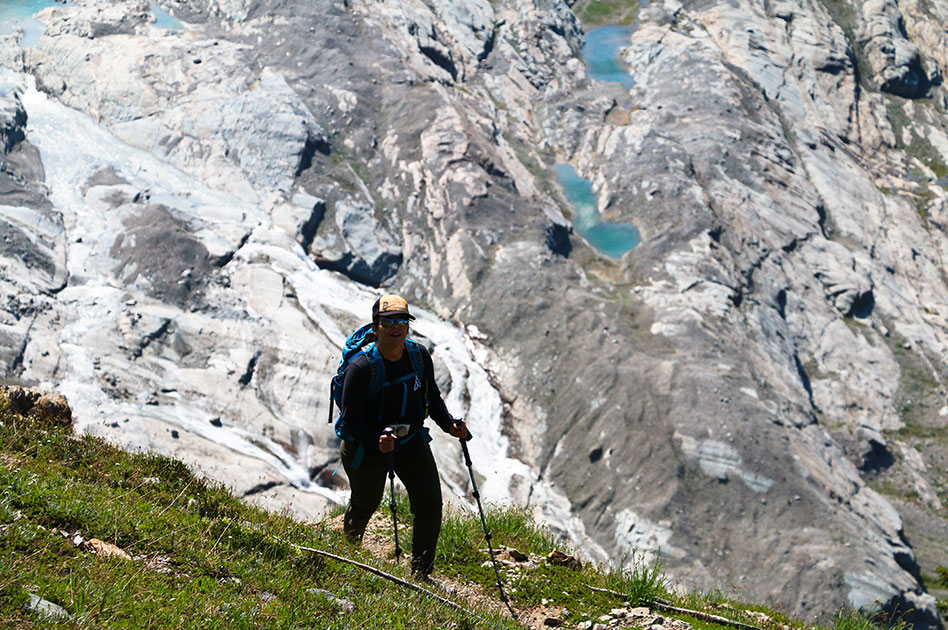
left=337, top=294, right=469, bottom=579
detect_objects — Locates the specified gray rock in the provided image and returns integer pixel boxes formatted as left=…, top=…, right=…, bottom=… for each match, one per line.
left=3, top=0, right=948, bottom=626
left=27, top=594, right=70, bottom=621
left=218, top=68, right=328, bottom=193
left=639, top=6, right=676, bottom=26
left=109, top=204, right=213, bottom=309
left=858, top=0, right=929, bottom=98
left=306, top=588, right=355, bottom=611
left=276, top=192, right=326, bottom=251
left=799, top=240, right=873, bottom=317
left=315, top=199, right=402, bottom=287
left=0, top=92, right=26, bottom=153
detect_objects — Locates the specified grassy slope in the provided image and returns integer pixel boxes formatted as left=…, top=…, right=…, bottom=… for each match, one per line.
left=0, top=390, right=909, bottom=629
left=572, top=0, right=643, bottom=27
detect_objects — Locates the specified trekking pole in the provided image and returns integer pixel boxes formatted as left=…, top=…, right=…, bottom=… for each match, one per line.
left=384, top=427, right=403, bottom=563
left=459, top=438, right=517, bottom=619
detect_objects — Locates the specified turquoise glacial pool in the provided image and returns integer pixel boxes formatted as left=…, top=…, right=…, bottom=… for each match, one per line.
left=149, top=1, right=182, bottom=29
left=0, top=0, right=181, bottom=46
left=0, top=0, right=61, bottom=47
left=583, top=25, right=636, bottom=89
left=553, top=163, right=641, bottom=259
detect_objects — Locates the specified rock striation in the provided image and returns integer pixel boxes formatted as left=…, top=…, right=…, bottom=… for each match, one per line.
left=1, top=0, right=948, bottom=625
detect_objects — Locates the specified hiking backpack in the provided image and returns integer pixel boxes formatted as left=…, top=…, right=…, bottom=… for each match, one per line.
left=328, top=323, right=427, bottom=438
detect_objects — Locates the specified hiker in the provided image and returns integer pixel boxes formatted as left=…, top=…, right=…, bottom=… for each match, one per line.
left=337, top=294, right=469, bottom=578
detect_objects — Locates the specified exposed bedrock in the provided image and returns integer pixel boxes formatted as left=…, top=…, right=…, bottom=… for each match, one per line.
left=538, top=0, right=947, bottom=624
left=2, top=0, right=948, bottom=625
left=858, top=0, right=936, bottom=99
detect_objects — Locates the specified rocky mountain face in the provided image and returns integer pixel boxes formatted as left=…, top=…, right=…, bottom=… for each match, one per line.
left=2, top=0, right=948, bottom=625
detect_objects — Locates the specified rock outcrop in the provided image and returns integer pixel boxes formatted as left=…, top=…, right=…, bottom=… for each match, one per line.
left=858, top=0, right=937, bottom=99
left=2, top=385, right=72, bottom=428
left=2, top=0, right=948, bottom=625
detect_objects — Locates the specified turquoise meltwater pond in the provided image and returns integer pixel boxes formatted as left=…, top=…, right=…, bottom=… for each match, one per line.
left=0, top=1, right=181, bottom=43
left=583, top=25, right=636, bottom=89
left=149, top=1, right=182, bottom=29
left=553, top=18, right=642, bottom=258
left=0, top=0, right=61, bottom=47
left=553, top=163, right=641, bottom=259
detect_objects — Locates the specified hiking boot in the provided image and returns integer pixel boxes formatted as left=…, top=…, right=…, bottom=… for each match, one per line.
left=342, top=529, right=364, bottom=547
left=411, top=559, right=434, bottom=583
left=411, top=550, right=435, bottom=578
left=411, top=571, right=456, bottom=596
left=412, top=570, right=434, bottom=584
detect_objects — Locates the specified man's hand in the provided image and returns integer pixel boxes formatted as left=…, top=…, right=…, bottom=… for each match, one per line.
left=449, top=419, right=470, bottom=440
left=379, top=432, right=396, bottom=453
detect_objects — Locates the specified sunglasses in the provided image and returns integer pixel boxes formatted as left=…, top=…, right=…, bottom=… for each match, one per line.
left=378, top=316, right=410, bottom=329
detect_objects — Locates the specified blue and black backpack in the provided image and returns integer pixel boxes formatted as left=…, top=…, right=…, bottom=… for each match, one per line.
left=328, top=323, right=427, bottom=441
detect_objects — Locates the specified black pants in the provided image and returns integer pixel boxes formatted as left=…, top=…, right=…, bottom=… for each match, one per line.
left=340, top=434, right=443, bottom=575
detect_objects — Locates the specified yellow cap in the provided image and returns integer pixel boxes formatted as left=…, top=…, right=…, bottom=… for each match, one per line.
left=374, top=294, right=415, bottom=320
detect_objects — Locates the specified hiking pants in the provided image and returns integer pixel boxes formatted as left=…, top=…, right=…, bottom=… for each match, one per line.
left=340, top=434, right=442, bottom=575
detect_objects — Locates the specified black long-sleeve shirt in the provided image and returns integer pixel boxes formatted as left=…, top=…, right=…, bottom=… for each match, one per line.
left=339, top=342, right=455, bottom=449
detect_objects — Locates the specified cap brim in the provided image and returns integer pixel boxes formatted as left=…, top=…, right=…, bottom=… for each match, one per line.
left=379, top=310, right=415, bottom=320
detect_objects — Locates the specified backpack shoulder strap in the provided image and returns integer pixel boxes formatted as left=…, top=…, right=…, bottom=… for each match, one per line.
left=363, top=343, right=385, bottom=398
left=404, top=339, right=425, bottom=380
left=405, top=339, right=428, bottom=418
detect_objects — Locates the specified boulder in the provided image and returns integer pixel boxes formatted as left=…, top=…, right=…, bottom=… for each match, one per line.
left=83, top=538, right=133, bottom=561
left=31, top=393, right=72, bottom=428
left=3, top=386, right=41, bottom=415
left=1, top=386, right=72, bottom=429
left=0, top=92, right=26, bottom=153
left=314, top=200, right=402, bottom=287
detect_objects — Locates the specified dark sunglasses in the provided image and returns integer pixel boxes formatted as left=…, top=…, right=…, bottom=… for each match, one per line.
left=378, top=316, right=410, bottom=329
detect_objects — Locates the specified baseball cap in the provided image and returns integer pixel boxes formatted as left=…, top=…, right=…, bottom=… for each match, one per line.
left=373, top=294, right=415, bottom=321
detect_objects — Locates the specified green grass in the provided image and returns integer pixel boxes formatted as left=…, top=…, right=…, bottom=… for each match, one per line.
left=907, top=131, right=948, bottom=180
left=819, top=0, right=871, bottom=90
left=885, top=99, right=948, bottom=188
left=894, top=423, right=948, bottom=440
left=573, top=0, right=641, bottom=27
left=0, top=403, right=517, bottom=629
left=937, top=566, right=948, bottom=588
left=881, top=332, right=944, bottom=430
left=935, top=566, right=948, bottom=615
left=0, top=390, right=930, bottom=629
left=831, top=610, right=908, bottom=630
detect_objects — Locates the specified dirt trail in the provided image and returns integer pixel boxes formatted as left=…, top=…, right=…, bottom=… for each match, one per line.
left=323, top=513, right=571, bottom=629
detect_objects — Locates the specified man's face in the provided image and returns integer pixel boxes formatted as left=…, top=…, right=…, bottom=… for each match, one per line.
left=375, top=315, right=410, bottom=345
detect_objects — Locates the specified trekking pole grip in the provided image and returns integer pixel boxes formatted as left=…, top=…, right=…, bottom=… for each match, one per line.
left=384, top=428, right=396, bottom=477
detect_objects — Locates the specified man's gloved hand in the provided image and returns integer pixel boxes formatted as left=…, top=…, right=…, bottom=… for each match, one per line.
left=379, top=432, right=396, bottom=453
left=449, top=419, right=471, bottom=440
